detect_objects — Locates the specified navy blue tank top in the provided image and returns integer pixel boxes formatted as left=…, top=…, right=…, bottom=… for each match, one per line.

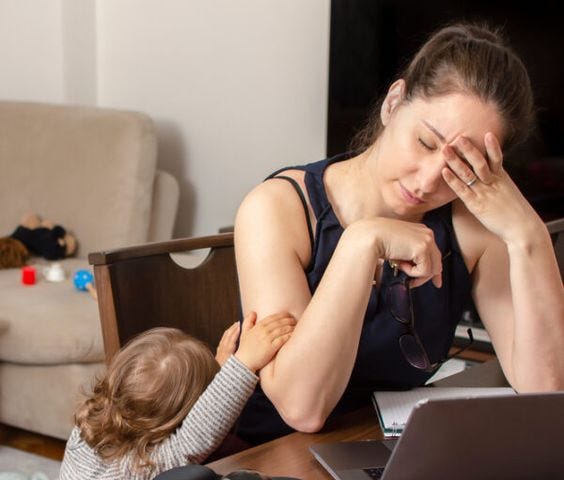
left=236, top=154, right=473, bottom=445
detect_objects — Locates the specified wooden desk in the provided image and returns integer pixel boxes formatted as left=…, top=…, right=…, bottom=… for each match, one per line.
left=207, top=406, right=381, bottom=479
left=207, top=359, right=507, bottom=479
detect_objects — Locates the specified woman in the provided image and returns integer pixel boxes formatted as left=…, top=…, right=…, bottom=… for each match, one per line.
left=233, top=22, right=564, bottom=444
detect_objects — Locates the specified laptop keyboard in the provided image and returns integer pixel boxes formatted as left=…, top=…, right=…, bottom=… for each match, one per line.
left=363, top=467, right=385, bottom=479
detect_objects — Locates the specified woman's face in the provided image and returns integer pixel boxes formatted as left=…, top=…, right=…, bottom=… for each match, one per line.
left=373, top=87, right=505, bottom=219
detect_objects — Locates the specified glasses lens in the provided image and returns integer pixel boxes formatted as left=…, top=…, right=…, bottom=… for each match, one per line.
left=399, top=334, right=430, bottom=370
left=388, top=283, right=411, bottom=325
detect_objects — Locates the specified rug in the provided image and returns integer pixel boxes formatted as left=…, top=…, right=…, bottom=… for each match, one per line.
left=0, top=446, right=60, bottom=480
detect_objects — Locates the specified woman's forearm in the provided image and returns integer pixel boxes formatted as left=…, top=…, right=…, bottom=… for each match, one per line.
left=506, top=224, right=564, bottom=391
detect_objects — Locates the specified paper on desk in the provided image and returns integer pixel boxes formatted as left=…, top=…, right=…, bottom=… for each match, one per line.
left=372, top=387, right=516, bottom=437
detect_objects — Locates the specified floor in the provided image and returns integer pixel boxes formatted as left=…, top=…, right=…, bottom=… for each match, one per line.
left=0, top=424, right=65, bottom=461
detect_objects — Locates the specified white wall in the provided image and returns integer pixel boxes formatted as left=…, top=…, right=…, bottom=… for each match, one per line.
left=0, top=0, right=65, bottom=103
left=61, top=0, right=97, bottom=104
left=0, top=0, right=330, bottom=237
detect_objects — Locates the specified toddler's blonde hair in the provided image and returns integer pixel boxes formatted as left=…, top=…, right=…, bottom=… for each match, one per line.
left=75, top=327, right=219, bottom=471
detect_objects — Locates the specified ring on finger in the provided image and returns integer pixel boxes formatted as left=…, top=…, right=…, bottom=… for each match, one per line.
left=465, top=176, right=478, bottom=187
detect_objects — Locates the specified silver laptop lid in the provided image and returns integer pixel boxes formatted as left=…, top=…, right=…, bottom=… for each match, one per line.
left=382, top=391, right=564, bottom=480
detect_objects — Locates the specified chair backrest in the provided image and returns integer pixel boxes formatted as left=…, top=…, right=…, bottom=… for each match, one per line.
left=89, top=233, right=239, bottom=363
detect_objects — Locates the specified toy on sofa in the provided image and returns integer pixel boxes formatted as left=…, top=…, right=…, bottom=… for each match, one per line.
left=73, top=269, right=98, bottom=300
left=0, top=213, right=77, bottom=269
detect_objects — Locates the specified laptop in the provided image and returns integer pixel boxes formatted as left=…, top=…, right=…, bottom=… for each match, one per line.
left=310, top=392, right=564, bottom=480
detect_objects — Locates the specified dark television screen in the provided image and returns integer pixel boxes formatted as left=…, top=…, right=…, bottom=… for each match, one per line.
left=328, top=0, right=563, bottom=221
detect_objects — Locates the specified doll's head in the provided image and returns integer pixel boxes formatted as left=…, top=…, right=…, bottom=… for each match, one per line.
left=0, top=237, right=30, bottom=268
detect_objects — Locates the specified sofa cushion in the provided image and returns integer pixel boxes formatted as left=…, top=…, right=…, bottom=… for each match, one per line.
left=0, top=258, right=104, bottom=364
left=0, top=361, right=105, bottom=439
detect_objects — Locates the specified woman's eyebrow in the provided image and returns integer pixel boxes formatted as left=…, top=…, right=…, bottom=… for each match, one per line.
left=421, top=120, right=446, bottom=142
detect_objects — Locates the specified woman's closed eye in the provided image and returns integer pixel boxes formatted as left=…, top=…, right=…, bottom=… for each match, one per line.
left=417, top=138, right=437, bottom=151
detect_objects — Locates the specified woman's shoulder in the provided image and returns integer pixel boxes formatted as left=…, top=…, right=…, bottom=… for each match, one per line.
left=235, top=171, right=313, bottom=268
left=238, top=172, right=305, bottom=218
left=265, top=156, right=333, bottom=180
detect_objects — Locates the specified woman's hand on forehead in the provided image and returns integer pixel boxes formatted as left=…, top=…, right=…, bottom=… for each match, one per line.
left=440, top=132, right=537, bottom=242
left=446, top=134, right=497, bottom=185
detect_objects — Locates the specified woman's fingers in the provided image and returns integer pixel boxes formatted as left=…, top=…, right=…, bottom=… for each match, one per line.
left=443, top=133, right=503, bottom=191
left=441, top=166, right=477, bottom=200
left=485, top=132, right=503, bottom=174
left=383, top=219, right=443, bottom=288
left=398, top=243, right=443, bottom=288
left=445, top=133, right=500, bottom=186
left=443, top=144, right=480, bottom=188
left=442, top=133, right=506, bottom=208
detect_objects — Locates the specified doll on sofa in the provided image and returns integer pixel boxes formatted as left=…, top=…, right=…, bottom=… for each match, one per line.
left=0, top=213, right=77, bottom=269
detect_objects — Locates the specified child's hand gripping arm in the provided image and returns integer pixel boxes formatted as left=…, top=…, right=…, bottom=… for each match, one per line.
left=235, top=311, right=296, bottom=373
left=215, top=311, right=296, bottom=368
left=215, top=322, right=241, bottom=366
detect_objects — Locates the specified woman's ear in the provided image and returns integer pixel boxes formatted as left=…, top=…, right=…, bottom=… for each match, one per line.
left=380, top=79, right=406, bottom=126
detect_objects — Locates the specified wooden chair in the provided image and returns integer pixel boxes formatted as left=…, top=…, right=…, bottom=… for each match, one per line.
left=88, top=233, right=239, bottom=363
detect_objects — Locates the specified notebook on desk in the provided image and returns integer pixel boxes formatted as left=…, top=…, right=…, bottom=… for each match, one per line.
left=310, top=392, right=564, bottom=480
left=372, top=386, right=516, bottom=436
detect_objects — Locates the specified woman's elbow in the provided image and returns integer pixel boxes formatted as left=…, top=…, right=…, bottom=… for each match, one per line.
left=260, top=371, right=331, bottom=432
left=279, top=406, right=327, bottom=433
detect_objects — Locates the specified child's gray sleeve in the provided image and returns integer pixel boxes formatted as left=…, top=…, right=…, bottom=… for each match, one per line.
left=154, top=355, right=258, bottom=469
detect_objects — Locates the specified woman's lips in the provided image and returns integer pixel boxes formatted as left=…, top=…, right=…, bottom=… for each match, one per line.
left=399, top=183, right=424, bottom=205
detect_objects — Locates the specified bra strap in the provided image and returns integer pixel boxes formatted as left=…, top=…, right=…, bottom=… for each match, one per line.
left=271, top=175, right=314, bottom=251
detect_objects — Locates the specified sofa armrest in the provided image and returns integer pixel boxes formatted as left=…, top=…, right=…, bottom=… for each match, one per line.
left=148, top=169, right=180, bottom=242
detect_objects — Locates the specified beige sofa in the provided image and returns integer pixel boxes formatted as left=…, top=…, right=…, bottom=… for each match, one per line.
left=0, top=101, right=179, bottom=440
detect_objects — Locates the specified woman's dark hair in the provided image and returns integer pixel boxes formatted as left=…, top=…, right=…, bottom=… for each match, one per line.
left=351, top=22, right=535, bottom=153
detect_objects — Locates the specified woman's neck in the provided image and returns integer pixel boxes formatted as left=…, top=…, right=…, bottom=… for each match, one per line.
left=324, top=146, right=388, bottom=227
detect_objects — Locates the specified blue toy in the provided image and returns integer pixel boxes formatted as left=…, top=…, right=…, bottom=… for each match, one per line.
left=73, top=269, right=97, bottom=300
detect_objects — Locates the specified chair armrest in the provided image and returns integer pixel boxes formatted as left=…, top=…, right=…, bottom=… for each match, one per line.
left=546, top=217, right=564, bottom=236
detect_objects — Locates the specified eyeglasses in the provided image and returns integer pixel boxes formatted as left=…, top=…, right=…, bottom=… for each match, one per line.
left=385, top=265, right=474, bottom=372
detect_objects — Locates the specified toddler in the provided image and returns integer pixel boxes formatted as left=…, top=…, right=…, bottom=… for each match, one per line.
left=59, top=311, right=295, bottom=479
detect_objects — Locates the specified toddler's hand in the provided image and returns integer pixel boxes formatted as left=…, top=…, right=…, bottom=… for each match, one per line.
left=235, top=311, right=296, bottom=372
left=215, top=322, right=240, bottom=366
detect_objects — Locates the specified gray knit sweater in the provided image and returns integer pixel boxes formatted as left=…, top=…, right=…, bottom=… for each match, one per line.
left=59, top=355, right=257, bottom=480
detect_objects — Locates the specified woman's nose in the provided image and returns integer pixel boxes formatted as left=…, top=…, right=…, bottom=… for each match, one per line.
left=417, top=157, right=446, bottom=193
